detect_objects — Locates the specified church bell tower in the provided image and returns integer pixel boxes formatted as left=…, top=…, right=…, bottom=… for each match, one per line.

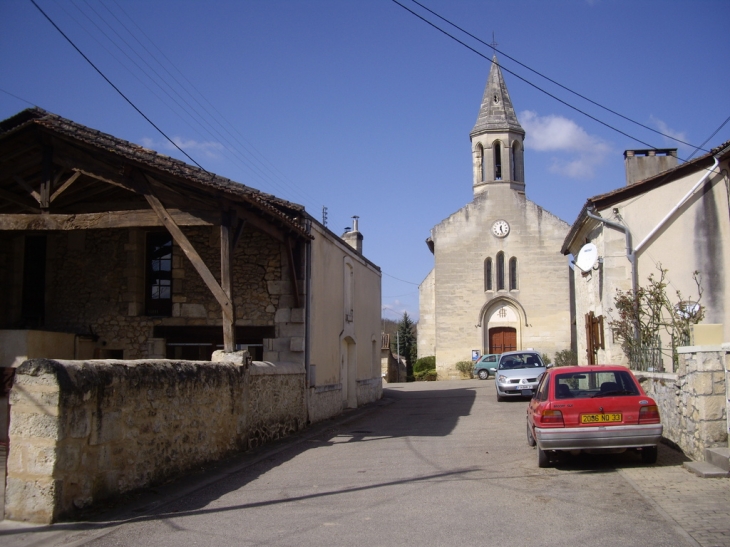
left=470, top=55, right=525, bottom=196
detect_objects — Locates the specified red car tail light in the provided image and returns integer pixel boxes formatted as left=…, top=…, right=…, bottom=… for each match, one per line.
left=540, top=409, right=564, bottom=426
left=638, top=405, right=660, bottom=424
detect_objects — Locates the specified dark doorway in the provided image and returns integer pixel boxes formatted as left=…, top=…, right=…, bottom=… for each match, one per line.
left=21, top=235, right=46, bottom=327
left=489, top=327, right=517, bottom=353
left=153, top=325, right=275, bottom=361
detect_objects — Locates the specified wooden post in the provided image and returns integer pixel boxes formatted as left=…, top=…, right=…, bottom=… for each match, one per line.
left=40, top=145, right=52, bottom=210
left=221, top=210, right=236, bottom=352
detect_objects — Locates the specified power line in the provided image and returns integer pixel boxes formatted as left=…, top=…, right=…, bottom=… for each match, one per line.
left=391, top=0, right=662, bottom=151
left=30, top=0, right=206, bottom=170
left=406, top=0, right=705, bottom=153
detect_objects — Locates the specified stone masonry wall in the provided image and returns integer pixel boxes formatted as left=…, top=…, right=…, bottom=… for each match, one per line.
left=38, top=227, right=282, bottom=358
left=637, top=345, right=728, bottom=461
left=6, top=357, right=305, bottom=523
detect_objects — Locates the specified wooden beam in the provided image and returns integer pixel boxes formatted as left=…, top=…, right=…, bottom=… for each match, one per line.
left=13, top=175, right=41, bottom=203
left=40, top=145, right=52, bottom=209
left=231, top=218, right=246, bottom=251
left=50, top=171, right=81, bottom=203
left=138, top=172, right=233, bottom=323
left=221, top=210, right=236, bottom=352
left=0, top=210, right=215, bottom=231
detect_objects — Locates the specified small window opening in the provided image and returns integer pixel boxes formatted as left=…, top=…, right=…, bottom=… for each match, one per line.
left=494, top=142, right=502, bottom=180
left=509, top=257, right=518, bottom=290
left=496, top=252, right=505, bottom=290
left=484, top=257, right=493, bottom=291
left=146, top=232, right=173, bottom=316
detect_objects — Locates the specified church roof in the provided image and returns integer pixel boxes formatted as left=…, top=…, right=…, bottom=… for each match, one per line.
left=470, top=56, right=524, bottom=138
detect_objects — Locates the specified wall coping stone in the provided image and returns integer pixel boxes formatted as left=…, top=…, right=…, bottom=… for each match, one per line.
left=635, top=371, right=678, bottom=382
left=250, top=361, right=304, bottom=376
left=677, top=344, right=730, bottom=354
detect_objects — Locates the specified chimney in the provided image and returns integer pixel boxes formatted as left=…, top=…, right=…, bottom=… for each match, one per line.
left=342, top=215, right=363, bottom=254
left=624, top=149, right=678, bottom=186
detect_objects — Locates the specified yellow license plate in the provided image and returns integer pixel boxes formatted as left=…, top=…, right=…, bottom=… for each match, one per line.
left=581, top=413, right=622, bottom=424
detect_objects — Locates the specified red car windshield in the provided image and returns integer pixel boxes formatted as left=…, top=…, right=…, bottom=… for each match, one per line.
left=554, top=370, right=640, bottom=399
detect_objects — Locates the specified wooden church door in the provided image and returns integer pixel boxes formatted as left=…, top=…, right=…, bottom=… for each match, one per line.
left=489, top=327, right=517, bottom=353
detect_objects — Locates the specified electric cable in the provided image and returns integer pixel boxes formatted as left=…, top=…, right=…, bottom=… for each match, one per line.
left=391, top=0, right=661, bottom=151
left=406, top=0, right=705, bottom=153
left=30, top=0, right=206, bottom=170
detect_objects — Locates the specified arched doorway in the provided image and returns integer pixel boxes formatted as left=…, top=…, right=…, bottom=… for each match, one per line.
left=481, top=299, right=523, bottom=354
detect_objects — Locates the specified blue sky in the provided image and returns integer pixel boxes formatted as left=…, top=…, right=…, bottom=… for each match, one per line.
left=2, top=0, right=729, bottom=321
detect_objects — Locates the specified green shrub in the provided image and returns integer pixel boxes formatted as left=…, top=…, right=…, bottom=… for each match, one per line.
left=554, top=349, right=578, bottom=367
left=541, top=353, right=552, bottom=366
left=455, top=360, right=474, bottom=378
left=413, top=356, right=436, bottom=374
left=414, top=370, right=438, bottom=381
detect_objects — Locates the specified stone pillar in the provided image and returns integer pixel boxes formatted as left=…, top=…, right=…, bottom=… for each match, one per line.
left=5, top=361, right=65, bottom=523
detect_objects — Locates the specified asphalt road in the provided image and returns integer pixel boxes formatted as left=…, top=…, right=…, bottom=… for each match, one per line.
left=2, top=379, right=692, bottom=547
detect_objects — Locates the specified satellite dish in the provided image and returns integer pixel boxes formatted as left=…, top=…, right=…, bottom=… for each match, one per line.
left=574, top=243, right=598, bottom=272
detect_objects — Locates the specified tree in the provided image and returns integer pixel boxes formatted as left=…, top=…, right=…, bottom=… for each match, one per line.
left=393, top=312, right=417, bottom=380
left=609, top=266, right=704, bottom=371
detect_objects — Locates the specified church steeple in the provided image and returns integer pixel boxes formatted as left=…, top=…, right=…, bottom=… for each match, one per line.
left=470, top=56, right=525, bottom=196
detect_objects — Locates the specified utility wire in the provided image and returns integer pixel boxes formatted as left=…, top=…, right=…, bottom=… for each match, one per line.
left=684, top=113, right=730, bottom=162
left=391, top=0, right=659, bottom=150
left=406, top=0, right=704, bottom=153
left=100, top=0, right=323, bottom=210
left=30, top=0, right=206, bottom=170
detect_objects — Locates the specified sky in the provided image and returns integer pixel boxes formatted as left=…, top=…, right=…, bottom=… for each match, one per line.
left=2, top=0, right=729, bottom=322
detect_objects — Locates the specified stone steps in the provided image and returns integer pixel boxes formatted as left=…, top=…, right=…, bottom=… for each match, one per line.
left=684, top=447, right=730, bottom=478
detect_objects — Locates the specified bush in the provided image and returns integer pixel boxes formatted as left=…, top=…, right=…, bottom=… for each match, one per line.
left=413, top=356, right=436, bottom=374
left=541, top=353, right=552, bottom=366
left=554, top=349, right=578, bottom=367
left=414, top=370, right=438, bottom=381
left=455, top=360, right=474, bottom=378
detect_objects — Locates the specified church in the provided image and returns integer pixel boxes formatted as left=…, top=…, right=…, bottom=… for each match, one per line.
left=418, top=56, right=573, bottom=379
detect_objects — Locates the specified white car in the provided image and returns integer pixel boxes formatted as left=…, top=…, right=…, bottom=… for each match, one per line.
left=495, top=351, right=546, bottom=401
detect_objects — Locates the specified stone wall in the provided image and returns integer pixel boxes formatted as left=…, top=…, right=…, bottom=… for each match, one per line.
left=0, top=227, right=284, bottom=359
left=6, top=356, right=305, bottom=523
left=637, top=345, right=728, bottom=461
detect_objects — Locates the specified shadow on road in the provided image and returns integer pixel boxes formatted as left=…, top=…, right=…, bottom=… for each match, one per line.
left=0, top=383, right=481, bottom=538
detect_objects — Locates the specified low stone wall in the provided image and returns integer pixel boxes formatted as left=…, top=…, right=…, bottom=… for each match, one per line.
left=6, top=357, right=305, bottom=523
left=357, top=377, right=382, bottom=406
left=308, top=384, right=342, bottom=424
left=637, top=345, right=728, bottom=461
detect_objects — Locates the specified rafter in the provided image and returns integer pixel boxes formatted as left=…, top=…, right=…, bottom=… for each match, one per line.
left=0, top=210, right=215, bottom=231
left=50, top=171, right=81, bottom=203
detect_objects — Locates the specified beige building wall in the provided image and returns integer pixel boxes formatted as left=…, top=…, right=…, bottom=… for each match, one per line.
left=568, top=154, right=730, bottom=367
left=417, top=269, right=436, bottom=359
left=307, top=222, right=382, bottom=416
left=428, top=185, right=571, bottom=378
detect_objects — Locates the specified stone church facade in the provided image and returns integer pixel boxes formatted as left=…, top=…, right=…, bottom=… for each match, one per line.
left=418, top=57, right=573, bottom=379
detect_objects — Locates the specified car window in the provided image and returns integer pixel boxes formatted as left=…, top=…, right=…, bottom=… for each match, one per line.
left=498, top=353, right=544, bottom=370
left=554, top=370, right=640, bottom=399
left=485, top=355, right=497, bottom=362
left=536, top=374, right=550, bottom=401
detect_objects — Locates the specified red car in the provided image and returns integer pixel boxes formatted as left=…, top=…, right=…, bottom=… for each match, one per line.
left=526, top=365, right=662, bottom=468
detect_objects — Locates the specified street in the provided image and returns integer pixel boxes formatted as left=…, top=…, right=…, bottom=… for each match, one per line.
left=2, top=380, right=725, bottom=547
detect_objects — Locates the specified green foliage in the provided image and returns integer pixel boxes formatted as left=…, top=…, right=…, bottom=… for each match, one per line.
left=455, top=360, right=473, bottom=378
left=541, top=353, right=552, bottom=366
left=609, top=266, right=704, bottom=370
left=414, top=369, right=438, bottom=381
left=553, top=349, right=578, bottom=367
left=393, top=312, right=417, bottom=379
left=413, top=356, right=436, bottom=374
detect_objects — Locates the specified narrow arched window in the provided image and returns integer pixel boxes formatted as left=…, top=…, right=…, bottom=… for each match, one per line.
left=494, top=142, right=502, bottom=180
left=509, top=257, right=518, bottom=290
left=480, top=145, right=486, bottom=181
left=484, top=257, right=493, bottom=291
left=511, top=141, right=522, bottom=182
left=496, top=252, right=505, bottom=290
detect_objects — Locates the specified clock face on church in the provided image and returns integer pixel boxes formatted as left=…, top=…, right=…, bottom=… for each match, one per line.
left=491, top=219, right=510, bottom=238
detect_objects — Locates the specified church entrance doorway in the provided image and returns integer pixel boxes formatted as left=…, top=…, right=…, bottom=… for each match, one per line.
left=489, top=327, right=517, bottom=354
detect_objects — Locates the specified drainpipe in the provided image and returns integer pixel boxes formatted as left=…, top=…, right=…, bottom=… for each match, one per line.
left=585, top=209, right=637, bottom=296
left=585, top=209, right=638, bottom=342
left=634, top=155, right=720, bottom=254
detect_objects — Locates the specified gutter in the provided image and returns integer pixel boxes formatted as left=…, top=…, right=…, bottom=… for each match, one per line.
left=585, top=209, right=637, bottom=297
left=634, top=155, right=720, bottom=253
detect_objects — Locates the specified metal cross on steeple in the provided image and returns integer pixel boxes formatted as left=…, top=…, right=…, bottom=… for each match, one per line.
left=490, top=32, right=498, bottom=56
